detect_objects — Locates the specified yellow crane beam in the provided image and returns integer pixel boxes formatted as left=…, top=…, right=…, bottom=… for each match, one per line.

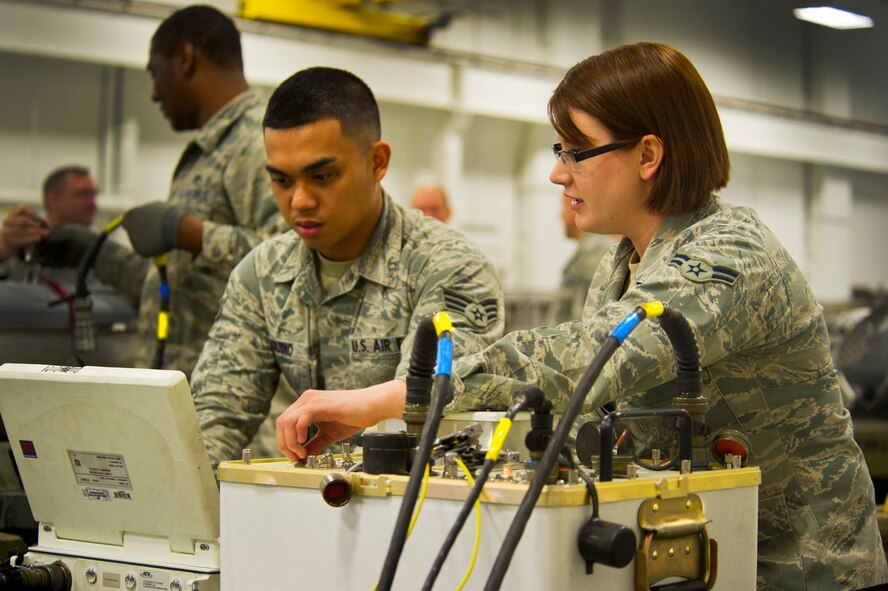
left=240, top=0, right=441, bottom=46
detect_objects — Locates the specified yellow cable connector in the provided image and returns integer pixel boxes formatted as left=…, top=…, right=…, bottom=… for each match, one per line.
left=153, top=253, right=169, bottom=267
left=156, top=311, right=169, bottom=340
left=639, top=301, right=665, bottom=318
left=102, top=215, right=124, bottom=234
left=485, top=417, right=512, bottom=460
left=432, top=311, right=453, bottom=335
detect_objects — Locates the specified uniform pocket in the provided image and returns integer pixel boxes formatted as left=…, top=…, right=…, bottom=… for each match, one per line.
left=756, top=491, right=805, bottom=590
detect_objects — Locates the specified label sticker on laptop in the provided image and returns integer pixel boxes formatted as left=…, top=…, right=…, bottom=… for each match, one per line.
left=69, top=451, right=133, bottom=490
left=80, top=487, right=133, bottom=502
left=19, top=440, right=37, bottom=458
left=82, top=487, right=112, bottom=501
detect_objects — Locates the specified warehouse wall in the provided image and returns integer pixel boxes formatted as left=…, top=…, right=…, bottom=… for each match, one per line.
left=1, top=0, right=887, bottom=304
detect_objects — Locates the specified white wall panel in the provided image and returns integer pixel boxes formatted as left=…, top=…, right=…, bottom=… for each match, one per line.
left=118, top=68, right=190, bottom=207
left=0, top=53, right=103, bottom=203
left=376, top=102, right=449, bottom=208
left=721, top=154, right=807, bottom=274
left=242, top=34, right=454, bottom=110
left=720, top=108, right=888, bottom=175
left=460, top=116, right=526, bottom=287
left=0, top=2, right=156, bottom=69
left=433, top=0, right=549, bottom=65
left=459, top=68, right=555, bottom=124
left=617, top=1, right=808, bottom=109
left=811, top=9, right=888, bottom=125
left=508, top=125, right=576, bottom=294
left=849, top=171, right=888, bottom=291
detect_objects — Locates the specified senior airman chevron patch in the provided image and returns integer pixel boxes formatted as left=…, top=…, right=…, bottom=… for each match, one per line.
left=443, top=288, right=498, bottom=328
left=669, top=253, right=739, bottom=285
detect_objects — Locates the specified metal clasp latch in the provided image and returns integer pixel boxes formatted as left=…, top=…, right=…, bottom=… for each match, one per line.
left=635, top=489, right=718, bottom=591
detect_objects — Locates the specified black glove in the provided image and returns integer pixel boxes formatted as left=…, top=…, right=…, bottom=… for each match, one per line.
left=122, top=201, right=185, bottom=257
left=32, top=224, right=98, bottom=268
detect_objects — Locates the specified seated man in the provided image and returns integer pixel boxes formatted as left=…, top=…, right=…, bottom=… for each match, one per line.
left=0, top=165, right=98, bottom=281
left=190, top=67, right=505, bottom=467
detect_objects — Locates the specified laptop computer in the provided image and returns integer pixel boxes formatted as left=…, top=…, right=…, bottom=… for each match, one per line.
left=0, top=363, right=219, bottom=589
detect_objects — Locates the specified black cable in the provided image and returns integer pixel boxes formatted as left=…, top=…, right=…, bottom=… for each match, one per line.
left=47, top=219, right=122, bottom=364
left=42, top=276, right=83, bottom=366
left=421, top=457, right=495, bottom=591
left=73, top=230, right=111, bottom=354
left=482, top=304, right=699, bottom=588
left=150, top=258, right=169, bottom=369
left=483, top=335, right=622, bottom=590
left=64, top=226, right=111, bottom=302
left=634, top=453, right=679, bottom=471
left=376, top=334, right=452, bottom=591
left=560, top=448, right=599, bottom=518
left=599, top=408, right=692, bottom=482
left=420, top=385, right=545, bottom=591
left=47, top=231, right=109, bottom=362
left=1, top=549, right=24, bottom=568
left=406, top=317, right=439, bottom=406
left=658, top=307, right=702, bottom=398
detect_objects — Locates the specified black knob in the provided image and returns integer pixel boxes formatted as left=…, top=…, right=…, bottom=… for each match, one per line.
left=362, top=432, right=410, bottom=475
left=577, top=517, right=637, bottom=573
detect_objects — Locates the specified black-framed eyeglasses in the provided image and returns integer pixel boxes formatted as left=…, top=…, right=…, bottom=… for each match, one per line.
left=552, top=140, right=634, bottom=170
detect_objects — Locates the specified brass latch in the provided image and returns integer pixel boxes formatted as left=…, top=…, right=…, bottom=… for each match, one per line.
left=635, top=491, right=717, bottom=591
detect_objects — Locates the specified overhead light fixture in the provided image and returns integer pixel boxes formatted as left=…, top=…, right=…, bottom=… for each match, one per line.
left=794, top=6, right=874, bottom=29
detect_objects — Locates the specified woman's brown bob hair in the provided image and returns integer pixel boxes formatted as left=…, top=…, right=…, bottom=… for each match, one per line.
left=548, top=42, right=730, bottom=215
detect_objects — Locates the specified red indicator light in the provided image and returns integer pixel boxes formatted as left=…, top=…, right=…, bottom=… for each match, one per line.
left=319, top=473, right=351, bottom=507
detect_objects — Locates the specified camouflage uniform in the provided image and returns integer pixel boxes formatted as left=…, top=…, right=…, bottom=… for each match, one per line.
left=191, top=194, right=504, bottom=467
left=545, top=233, right=614, bottom=325
left=94, top=90, right=284, bottom=376
left=452, top=196, right=888, bottom=589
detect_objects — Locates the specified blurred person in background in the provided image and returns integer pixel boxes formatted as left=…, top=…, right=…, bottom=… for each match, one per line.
left=545, top=195, right=616, bottom=325
left=0, top=165, right=97, bottom=265
left=410, top=184, right=451, bottom=223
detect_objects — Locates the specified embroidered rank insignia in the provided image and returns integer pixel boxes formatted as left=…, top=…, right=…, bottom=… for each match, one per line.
left=443, top=288, right=498, bottom=328
left=669, top=253, right=739, bottom=285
